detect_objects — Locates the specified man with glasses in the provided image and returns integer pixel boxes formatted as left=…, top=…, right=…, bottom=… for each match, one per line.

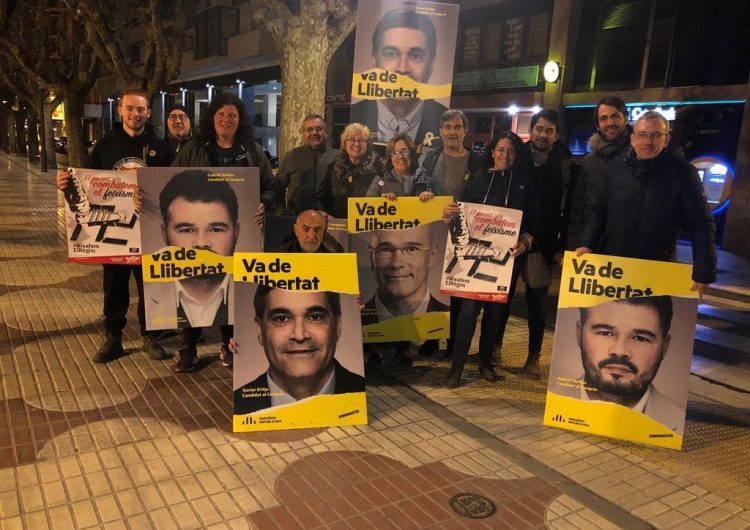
left=350, top=9, right=447, bottom=145
left=164, top=104, right=192, bottom=156
left=577, top=111, right=716, bottom=295
left=274, top=114, right=337, bottom=215
left=362, top=223, right=448, bottom=325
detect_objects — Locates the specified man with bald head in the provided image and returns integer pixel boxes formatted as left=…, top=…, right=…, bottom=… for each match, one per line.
left=273, top=209, right=343, bottom=253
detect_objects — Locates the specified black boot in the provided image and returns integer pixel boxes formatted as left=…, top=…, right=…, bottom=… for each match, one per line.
left=446, top=362, right=464, bottom=388
left=92, top=333, right=123, bottom=363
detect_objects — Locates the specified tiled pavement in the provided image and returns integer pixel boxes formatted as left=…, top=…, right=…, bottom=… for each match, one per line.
left=0, top=154, right=749, bottom=529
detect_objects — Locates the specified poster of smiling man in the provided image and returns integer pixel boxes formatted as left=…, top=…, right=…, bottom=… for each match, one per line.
left=350, top=0, right=460, bottom=147
left=138, top=167, right=261, bottom=330
left=233, top=253, right=366, bottom=432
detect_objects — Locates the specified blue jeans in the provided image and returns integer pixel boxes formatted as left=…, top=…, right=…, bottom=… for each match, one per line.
left=451, top=299, right=505, bottom=366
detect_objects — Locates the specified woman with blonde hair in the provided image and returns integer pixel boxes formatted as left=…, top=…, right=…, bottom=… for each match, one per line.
left=318, top=123, right=383, bottom=218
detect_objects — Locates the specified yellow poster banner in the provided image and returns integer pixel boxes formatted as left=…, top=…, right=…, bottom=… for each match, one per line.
left=142, top=247, right=232, bottom=282
left=233, top=252, right=359, bottom=293
left=544, top=252, right=699, bottom=449
left=351, top=69, right=452, bottom=100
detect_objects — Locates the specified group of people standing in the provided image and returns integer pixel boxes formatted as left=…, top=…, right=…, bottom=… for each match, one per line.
left=55, top=88, right=716, bottom=392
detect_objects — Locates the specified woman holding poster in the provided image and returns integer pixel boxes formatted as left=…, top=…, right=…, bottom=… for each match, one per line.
left=365, top=132, right=437, bottom=365
left=444, top=132, right=535, bottom=388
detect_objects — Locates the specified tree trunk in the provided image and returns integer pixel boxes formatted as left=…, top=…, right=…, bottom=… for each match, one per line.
left=14, top=112, right=26, bottom=155
left=277, top=24, right=333, bottom=157
left=43, top=99, right=57, bottom=170
left=27, top=111, right=39, bottom=163
left=63, top=94, right=87, bottom=168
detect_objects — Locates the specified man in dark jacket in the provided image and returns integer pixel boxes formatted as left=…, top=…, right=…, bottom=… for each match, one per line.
left=164, top=103, right=192, bottom=156
left=56, top=89, right=173, bottom=364
left=505, top=109, right=571, bottom=380
left=567, top=96, right=630, bottom=250
left=577, top=111, right=716, bottom=294
left=274, top=114, right=337, bottom=216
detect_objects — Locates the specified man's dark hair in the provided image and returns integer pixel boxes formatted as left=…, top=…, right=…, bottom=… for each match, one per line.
left=530, top=108, right=560, bottom=129
left=253, top=286, right=342, bottom=322
left=371, top=9, right=437, bottom=59
left=594, top=96, right=627, bottom=127
left=484, top=131, right=523, bottom=168
left=198, top=93, right=253, bottom=144
left=580, top=296, right=674, bottom=337
left=301, top=114, right=327, bottom=132
left=440, top=109, right=468, bottom=131
left=159, top=169, right=239, bottom=226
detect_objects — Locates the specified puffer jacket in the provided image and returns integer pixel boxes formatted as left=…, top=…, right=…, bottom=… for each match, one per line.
left=582, top=147, right=716, bottom=283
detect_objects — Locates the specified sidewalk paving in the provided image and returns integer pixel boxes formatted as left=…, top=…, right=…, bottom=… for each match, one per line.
left=0, top=154, right=749, bottom=529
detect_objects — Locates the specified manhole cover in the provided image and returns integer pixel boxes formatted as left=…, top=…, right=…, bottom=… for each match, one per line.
left=449, top=493, right=496, bottom=519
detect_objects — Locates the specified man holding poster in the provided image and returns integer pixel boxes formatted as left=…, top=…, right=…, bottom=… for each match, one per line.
left=350, top=2, right=459, bottom=145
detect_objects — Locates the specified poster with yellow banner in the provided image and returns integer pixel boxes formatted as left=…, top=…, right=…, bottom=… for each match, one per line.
left=233, top=253, right=366, bottom=432
left=544, top=251, right=699, bottom=450
left=139, top=167, right=261, bottom=330
left=350, top=0, right=460, bottom=146
left=349, top=196, right=451, bottom=343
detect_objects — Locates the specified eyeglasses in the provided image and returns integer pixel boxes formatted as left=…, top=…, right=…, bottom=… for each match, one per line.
left=633, top=131, right=667, bottom=141
left=390, top=148, right=410, bottom=157
left=304, top=126, right=325, bottom=134
left=168, top=113, right=188, bottom=122
left=372, top=245, right=428, bottom=260
left=346, top=138, right=366, bottom=145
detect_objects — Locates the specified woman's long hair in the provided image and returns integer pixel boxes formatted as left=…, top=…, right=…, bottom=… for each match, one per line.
left=198, top=93, right=254, bottom=145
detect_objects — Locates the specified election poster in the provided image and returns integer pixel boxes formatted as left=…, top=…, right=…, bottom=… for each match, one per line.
left=233, top=253, right=367, bottom=432
left=138, top=167, right=261, bottom=331
left=264, top=215, right=348, bottom=252
left=349, top=196, right=451, bottom=343
left=440, top=201, right=522, bottom=302
left=63, top=168, right=141, bottom=264
left=350, top=0, right=460, bottom=147
left=543, top=251, right=699, bottom=450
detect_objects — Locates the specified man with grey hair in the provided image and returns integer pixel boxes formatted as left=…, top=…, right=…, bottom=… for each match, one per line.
left=417, top=109, right=482, bottom=356
left=274, top=114, right=337, bottom=215
left=577, top=110, right=716, bottom=295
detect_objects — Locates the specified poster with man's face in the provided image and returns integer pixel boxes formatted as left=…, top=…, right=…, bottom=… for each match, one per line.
left=232, top=253, right=366, bottom=432
left=350, top=0, right=460, bottom=146
left=348, top=196, right=451, bottom=343
left=544, top=252, right=699, bottom=450
left=138, top=167, right=261, bottom=330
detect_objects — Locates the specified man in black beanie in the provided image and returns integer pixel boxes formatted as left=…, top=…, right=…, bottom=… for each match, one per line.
left=165, top=103, right=192, bottom=156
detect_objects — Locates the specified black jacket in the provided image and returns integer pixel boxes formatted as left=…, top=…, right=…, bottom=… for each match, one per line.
left=519, top=141, right=571, bottom=264
left=172, top=137, right=278, bottom=208
left=420, top=147, right=483, bottom=200
left=567, top=128, right=631, bottom=250
left=89, top=123, right=171, bottom=170
left=275, top=144, right=338, bottom=215
left=318, top=151, right=384, bottom=218
left=234, top=359, right=365, bottom=415
left=582, top=147, right=717, bottom=283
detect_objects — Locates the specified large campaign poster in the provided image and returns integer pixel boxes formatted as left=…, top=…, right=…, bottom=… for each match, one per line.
left=264, top=215, right=349, bottom=252
left=138, top=167, right=261, bottom=331
left=440, top=202, right=522, bottom=302
left=349, top=196, right=451, bottom=343
left=233, top=253, right=366, bottom=432
left=543, top=251, right=699, bottom=450
left=350, top=0, right=460, bottom=147
left=63, top=168, right=141, bottom=264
